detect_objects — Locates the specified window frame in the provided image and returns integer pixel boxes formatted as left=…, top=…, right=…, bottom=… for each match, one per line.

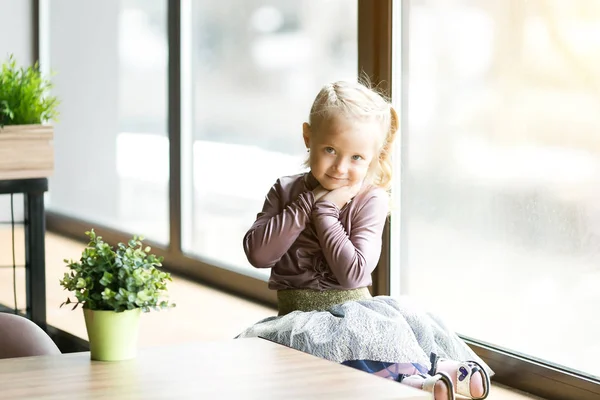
left=41, top=1, right=600, bottom=398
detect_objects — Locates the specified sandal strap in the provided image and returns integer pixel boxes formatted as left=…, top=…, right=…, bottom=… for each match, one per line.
left=454, top=360, right=491, bottom=400
left=467, top=360, right=491, bottom=400
left=421, top=372, right=455, bottom=400
left=429, top=352, right=440, bottom=375
left=420, top=374, right=437, bottom=393
left=455, top=362, right=472, bottom=397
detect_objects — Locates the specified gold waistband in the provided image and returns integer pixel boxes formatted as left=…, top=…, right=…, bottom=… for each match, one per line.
left=277, top=287, right=371, bottom=316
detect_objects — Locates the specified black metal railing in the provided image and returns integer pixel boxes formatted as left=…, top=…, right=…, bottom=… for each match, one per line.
left=0, top=178, right=48, bottom=329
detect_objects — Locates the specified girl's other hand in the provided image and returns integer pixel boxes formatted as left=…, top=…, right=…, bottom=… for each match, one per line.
left=320, top=183, right=362, bottom=209
left=312, top=186, right=330, bottom=202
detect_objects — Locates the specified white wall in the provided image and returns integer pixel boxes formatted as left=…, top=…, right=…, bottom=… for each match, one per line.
left=0, top=0, right=32, bottom=64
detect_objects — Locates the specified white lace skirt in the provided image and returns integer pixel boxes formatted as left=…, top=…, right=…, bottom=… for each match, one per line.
left=237, top=295, right=493, bottom=376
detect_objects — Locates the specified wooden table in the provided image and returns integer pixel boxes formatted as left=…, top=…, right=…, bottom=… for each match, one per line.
left=0, top=338, right=429, bottom=399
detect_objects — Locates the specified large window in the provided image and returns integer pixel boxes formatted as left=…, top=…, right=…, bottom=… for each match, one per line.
left=181, top=0, right=358, bottom=277
left=30, top=1, right=599, bottom=396
left=393, top=0, right=600, bottom=379
left=47, top=0, right=169, bottom=245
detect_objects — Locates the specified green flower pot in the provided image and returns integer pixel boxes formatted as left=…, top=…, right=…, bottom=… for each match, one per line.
left=83, top=308, right=141, bottom=361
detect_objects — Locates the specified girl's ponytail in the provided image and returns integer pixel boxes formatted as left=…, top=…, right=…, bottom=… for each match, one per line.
left=374, top=106, right=399, bottom=190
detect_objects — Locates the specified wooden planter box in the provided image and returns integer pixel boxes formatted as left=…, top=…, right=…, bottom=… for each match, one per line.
left=0, top=124, right=54, bottom=180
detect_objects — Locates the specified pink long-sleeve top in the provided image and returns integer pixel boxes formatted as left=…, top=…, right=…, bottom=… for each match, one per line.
left=243, top=172, right=389, bottom=291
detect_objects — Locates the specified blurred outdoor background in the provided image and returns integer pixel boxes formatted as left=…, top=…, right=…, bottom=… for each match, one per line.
left=1, top=0, right=596, bottom=381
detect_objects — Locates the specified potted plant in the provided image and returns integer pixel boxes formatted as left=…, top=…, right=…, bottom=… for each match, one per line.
left=60, top=230, right=175, bottom=361
left=0, top=54, right=58, bottom=180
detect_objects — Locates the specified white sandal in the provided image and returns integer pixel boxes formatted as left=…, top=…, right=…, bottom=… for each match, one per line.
left=429, top=353, right=491, bottom=399
left=453, top=360, right=490, bottom=399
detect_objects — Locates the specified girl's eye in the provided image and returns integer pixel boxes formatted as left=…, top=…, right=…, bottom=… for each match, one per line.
left=325, top=147, right=335, bottom=154
left=352, top=155, right=363, bottom=161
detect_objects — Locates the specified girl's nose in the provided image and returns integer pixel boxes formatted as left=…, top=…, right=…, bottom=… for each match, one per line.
left=333, top=158, right=349, bottom=174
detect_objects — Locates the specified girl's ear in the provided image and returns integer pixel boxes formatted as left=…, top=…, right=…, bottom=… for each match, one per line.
left=302, top=122, right=311, bottom=148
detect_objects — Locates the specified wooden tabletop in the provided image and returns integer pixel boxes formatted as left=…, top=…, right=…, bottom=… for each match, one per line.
left=0, top=337, right=429, bottom=399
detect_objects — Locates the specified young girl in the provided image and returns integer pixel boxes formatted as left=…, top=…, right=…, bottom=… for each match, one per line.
left=237, top=80, right=492, bottom=400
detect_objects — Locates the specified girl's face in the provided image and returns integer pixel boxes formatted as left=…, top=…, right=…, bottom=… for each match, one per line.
left=303, top=114, right=383, bottom=191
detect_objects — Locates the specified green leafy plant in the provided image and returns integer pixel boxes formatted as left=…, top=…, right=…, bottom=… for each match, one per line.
left=0, top=54, right=59, bottom=128
left=60, top=230, right=175, bottom=313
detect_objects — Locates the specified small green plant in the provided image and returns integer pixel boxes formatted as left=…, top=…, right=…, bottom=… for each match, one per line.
left=0, top=54, right=59, bottom=128
left=60, top=230, right=175, bottom=313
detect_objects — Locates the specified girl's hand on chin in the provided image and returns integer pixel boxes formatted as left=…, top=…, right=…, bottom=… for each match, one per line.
left=312, top=186, right=330, bottom=201
left=320, top=183, right=362, bottom=209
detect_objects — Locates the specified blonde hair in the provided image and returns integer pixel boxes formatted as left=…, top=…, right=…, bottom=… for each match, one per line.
left=306, top=80, right=399, bottom=190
